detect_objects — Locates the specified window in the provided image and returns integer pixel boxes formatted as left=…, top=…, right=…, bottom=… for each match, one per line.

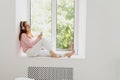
left=56, top=0, right=74, bottom=51
left=31, top=0, right=52, bottom=42
left=29, top=0, right=86, bottom=58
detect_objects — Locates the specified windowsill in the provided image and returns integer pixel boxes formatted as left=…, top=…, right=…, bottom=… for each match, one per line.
left=18, top=50, right=84, bottom=59
left=55, top=51, right=84, bottom=59
left=34, top=55, right=83, bottom=59
left=19, top=54, right=83, bottom=59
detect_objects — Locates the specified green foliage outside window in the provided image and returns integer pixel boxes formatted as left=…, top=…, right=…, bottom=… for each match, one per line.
left=57, top=0, right=74, bottom=50
left=31, top=0, right=74, bottom=50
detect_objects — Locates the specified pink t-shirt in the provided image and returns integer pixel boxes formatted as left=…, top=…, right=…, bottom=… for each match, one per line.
left=20, top=33, right=40, bottom=52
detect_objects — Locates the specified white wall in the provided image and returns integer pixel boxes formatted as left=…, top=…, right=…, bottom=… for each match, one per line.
left=112, top=0, right=120, bottom=79
left=0, top=0, right=120, bottom=80
left=16, top=0, right=28, bottom=26
left=16, top=0, right=28, bottom=56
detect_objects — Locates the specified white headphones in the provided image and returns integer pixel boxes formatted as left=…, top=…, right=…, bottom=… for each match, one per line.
left=21, top=22, right=25, bottom=30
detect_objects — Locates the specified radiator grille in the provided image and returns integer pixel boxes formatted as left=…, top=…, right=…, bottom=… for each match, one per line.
left=28, top=67, right=73, bottom=80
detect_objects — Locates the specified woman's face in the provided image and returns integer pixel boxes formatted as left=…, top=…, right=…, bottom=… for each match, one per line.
left=25, top=22, right=30, bottom=32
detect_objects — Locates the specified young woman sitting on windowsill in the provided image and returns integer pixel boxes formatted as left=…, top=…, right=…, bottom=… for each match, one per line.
left=19, top=21, right=75, bottom=58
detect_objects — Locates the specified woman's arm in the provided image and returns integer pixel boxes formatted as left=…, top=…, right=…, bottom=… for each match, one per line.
left=21, top=33, right=40, bottom=48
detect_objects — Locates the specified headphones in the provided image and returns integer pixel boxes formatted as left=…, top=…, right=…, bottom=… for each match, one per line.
left=21, top=21, right=25, bottom=30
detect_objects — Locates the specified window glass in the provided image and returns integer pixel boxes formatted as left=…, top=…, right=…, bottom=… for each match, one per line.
left=31, top=0, right=52, bottom=42
left=56, top=0, right=74, bottom=51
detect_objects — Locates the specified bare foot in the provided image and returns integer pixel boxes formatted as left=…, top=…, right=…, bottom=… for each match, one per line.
left=64, top=50, right=75, bottom=58
left=50, top=54, right=61, bottom=58
left=49, top=50, right=61, bottom=58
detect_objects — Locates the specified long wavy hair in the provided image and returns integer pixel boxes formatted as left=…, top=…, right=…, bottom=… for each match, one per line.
left=19, top=21, right=28, bottom=41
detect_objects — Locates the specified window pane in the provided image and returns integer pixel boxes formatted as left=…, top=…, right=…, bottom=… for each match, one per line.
left=57, top=0, right=74, bottom=50
left=31, top=0, right=51, bottom=42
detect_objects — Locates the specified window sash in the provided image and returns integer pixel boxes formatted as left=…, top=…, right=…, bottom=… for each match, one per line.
left=56, top=0, right=74, bottom=51
left=52, top=0, right=78, bottom=54
left=51, top=0, right=56, bottom=51
left=28, top=0, right=81, bottom=55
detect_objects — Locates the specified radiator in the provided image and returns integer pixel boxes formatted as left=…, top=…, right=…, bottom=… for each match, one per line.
left=28, top=67, right=73, bottom=80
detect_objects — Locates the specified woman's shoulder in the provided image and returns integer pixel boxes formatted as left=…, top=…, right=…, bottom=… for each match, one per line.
left=21, top=33, right=32, bottom=39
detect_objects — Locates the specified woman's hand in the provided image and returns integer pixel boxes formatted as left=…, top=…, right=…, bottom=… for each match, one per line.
left=38, top=32, right=43, bottom=39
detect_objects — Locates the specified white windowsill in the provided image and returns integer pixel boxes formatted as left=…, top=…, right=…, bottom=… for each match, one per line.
left=19, top=53, right=83, bottom=59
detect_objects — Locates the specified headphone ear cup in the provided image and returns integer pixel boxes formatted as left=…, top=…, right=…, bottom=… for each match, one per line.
left=21, top=21, right=25, bottom=30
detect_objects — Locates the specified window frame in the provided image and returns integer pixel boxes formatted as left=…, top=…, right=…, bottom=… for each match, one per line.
left=52, top=0, right=77, bottom=52
left=27, top=0, right=86, bottom=59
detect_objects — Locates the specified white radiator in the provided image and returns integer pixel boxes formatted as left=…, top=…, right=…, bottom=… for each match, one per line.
left=28, top=67, right=73, bottom=80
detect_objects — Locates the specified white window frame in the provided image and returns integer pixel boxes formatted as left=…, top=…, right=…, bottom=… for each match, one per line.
left=27, top=0, right=86, bottom=59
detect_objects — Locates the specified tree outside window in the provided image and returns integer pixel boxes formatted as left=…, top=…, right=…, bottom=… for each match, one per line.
left=31, top=0, right=74, bottom=51
left=57, top=0, right=74, bottom=51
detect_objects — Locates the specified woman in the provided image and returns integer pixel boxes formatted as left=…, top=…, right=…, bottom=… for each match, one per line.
left=19, top=21, right=75, bottom=58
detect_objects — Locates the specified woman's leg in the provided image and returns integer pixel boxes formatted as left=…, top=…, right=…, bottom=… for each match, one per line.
left=38, top=38, right=61, bottom=58
left=64, top=50, right=75, bottom=58
left=26, top=38, right=50, bottom=57
left=27, top=38, right=75, bottom=58
left=49, top=50, right=61, bottom=58
left=40, top=38, right=76, bottom=58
